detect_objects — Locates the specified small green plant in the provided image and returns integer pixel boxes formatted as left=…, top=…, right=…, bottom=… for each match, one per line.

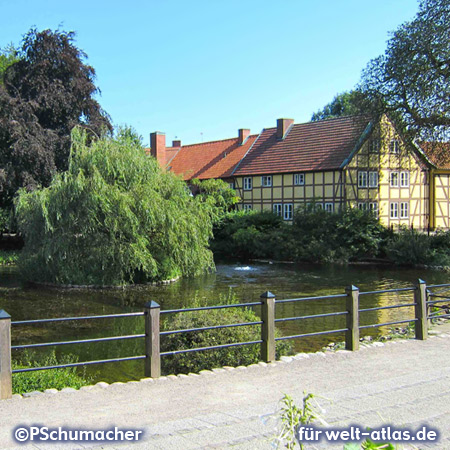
left=276, top=393, right=400, bottom=450
left=275, top=392, right=327, bottom=449
left=12, top=351, right=92, bottom=394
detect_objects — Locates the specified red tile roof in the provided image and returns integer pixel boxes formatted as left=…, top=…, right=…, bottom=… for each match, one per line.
left=166, top=135, right=258, bottom=180
left=419, top=142, right=450, bottom=169
left=233, top=116, right=371, bottom=175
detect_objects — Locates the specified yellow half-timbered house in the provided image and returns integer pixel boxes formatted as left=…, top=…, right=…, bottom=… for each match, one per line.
left=149, top=114, right=450, bottom=231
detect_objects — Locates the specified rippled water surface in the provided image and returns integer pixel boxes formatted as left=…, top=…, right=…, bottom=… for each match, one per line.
left=1, top=262, right=448, bottom=382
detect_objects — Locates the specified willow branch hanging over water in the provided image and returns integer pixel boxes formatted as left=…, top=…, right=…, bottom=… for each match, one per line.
left=15, top=128, right=215, bottom=286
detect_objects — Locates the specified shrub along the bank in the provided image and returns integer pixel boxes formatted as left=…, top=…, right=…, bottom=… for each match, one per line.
left=160, top=295, right=293, bottom=375
left=386, top=227, right=450, bottom=266
left=12, top=351, right=92, bottom=394
left=211, top=210, right=291, bottom=260
left=212, top=207, right=386, bottom=263
left=290, top=207, right=386, bottom=263
left=15, top=128, right=215, bottom=286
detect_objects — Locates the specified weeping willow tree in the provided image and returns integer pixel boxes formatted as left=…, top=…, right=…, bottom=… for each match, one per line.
left=15, top=128, right=215, bottom=286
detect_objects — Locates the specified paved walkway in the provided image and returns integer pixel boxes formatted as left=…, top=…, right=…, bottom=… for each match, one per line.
left=1, top=326, right=449, bottom=450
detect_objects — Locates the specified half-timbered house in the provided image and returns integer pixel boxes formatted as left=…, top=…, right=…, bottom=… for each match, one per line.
left=148, top=115, right=450, bottom=231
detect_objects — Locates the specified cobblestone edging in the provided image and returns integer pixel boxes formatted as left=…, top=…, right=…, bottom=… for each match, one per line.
left=11, top=332, right=450, bottom=400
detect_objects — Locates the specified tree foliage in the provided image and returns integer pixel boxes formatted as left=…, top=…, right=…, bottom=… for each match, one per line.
left=311, top=91, right=366, bottom=121
left=0, top=44, right=19, bottom=85
left=0, top=28, right=111, bottom=209
left=15, top=129, right=215, bottom=286
left=360, top=0, right=450, bottom=143
left=191, top=178, right=240, bottom=223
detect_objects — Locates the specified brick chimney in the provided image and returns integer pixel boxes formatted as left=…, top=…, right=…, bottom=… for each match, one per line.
left=238, top=129, right=250, bottom=145
left=150, top=132, right=166, bottom=167
left=277, top=118, right=294, bottom=139
left=172, top=140, right=181, bottom=148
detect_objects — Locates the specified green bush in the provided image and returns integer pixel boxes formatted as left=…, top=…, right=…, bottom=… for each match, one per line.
left=290, top=207, right=385, bottom=263
left=15, top=128, right=214, bottom=285
left=211, top=210, right=289, bottom=260
left=161, top=294, right=293, bottom=375
left=385, top=227, right=435, bottom=265
left=12, top=351, right=92, bottom=394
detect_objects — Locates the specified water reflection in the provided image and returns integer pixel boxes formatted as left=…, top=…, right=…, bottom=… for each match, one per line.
left=0, top=262, right=448, bottom=382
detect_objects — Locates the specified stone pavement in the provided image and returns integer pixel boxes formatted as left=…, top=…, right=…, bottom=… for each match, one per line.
left=0, top=326, right=449, bottom=450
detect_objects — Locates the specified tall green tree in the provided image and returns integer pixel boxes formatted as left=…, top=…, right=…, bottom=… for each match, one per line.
left=311, top=91, right=366, bottom=121
left=0, top=44, right=19, bottom=85
left=360, top=0, right=450, bottom=144
left=0, top=28, right=111, bottom=209
left=15, top=129, right=215, bottom=286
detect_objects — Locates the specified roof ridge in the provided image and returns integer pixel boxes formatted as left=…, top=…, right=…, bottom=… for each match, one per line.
left=182, top=134, right=258, bottom=149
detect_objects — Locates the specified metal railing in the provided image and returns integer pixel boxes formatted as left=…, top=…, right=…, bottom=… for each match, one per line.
left=0, top=278, right=445, bottom=400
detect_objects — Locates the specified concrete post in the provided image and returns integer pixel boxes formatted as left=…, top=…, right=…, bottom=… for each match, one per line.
left=144, top=301, right=161, bottom=378
left=261, top=291, right=276, bottom=363
left=414, top=279, right=428, bottom=340
left=0, top=310, right=12, bottom=400
left=345, top=286, right=360, bottom=351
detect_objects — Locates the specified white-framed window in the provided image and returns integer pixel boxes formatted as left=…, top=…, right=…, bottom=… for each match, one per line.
left=358, top=202, right=368, bottom=211
left=315, top=203, right=323, bottom=211
left=390, top=171, right=399, bottom=187
left=389, top=139, right=400, bottom=154
left=283, top=203, right=293, bottom=221
left=369, top=202, right=378, bottom=214
left=400, top=171, right=409, bottom=187
left=229, top=182, right=235, bottom=190
left=243, top=204, right=253, bottom=212
left=400, top=202, right=409, bottom=218
left=390, top=202, right=399, bottom=219
left=324, top=202, right=334, bottom=213
left=368, top=171, right=378, bottom=188
left=294, top=173, right=305, bottom=186
left=369, top=139, right=380, bottom=153
left=358, top=171, right=368, bottom=188
left=273, top=203, right=282, bottom=216
left=261, top=175, right=272, bottom=187
left=243, top=177, right=252, bottom=190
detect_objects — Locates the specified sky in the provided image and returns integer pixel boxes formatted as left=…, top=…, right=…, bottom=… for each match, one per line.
left=0, top=0, right=420, bottom=147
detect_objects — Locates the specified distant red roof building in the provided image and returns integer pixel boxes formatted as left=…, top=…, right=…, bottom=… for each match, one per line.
left=146, top=129, right=258, bottom=181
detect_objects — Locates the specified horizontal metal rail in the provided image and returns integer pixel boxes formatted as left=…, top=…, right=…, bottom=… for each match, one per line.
left=160, top=339, right=262, bottom=357
left=428, top=312, right=450, bottom=319
left=12, top=312, right=144, bottom=326
left=427, top=294, right=450, bottom=299
left=12, top=355, right=146, bottom=373
left=275, top=294, right=347, bottom=305
left=11, top=334, right=145, bottom=350
left=427, top=299, right=450, bottom=306
left=275, top=328, right=348, bottom=341
left=428, top=283, right=450, bottom=288
left=359, top=287, right=416, bottom=296
left=160, top=302, right=262, bottom=315
left=161, top=321, right=262, bottom=336
left=275, top=311, right=348, bottom=323
left=359, top=319, right=416, bottom=330
left=359, top=303, right=416, bottom=313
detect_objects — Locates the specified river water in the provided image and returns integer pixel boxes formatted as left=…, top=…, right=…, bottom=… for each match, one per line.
left=0, top=262, right=447, bottom=382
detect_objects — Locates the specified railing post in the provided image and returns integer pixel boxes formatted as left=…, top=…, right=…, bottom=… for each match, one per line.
left=414, top=279, right=428, bottom=340
left=144, top=301, right=161, bottom=378
left=0, top=310, right=12, bottom=400
left=345, top=286, right=359, bottom=351
left=261, top=291, right=276, bottom=363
